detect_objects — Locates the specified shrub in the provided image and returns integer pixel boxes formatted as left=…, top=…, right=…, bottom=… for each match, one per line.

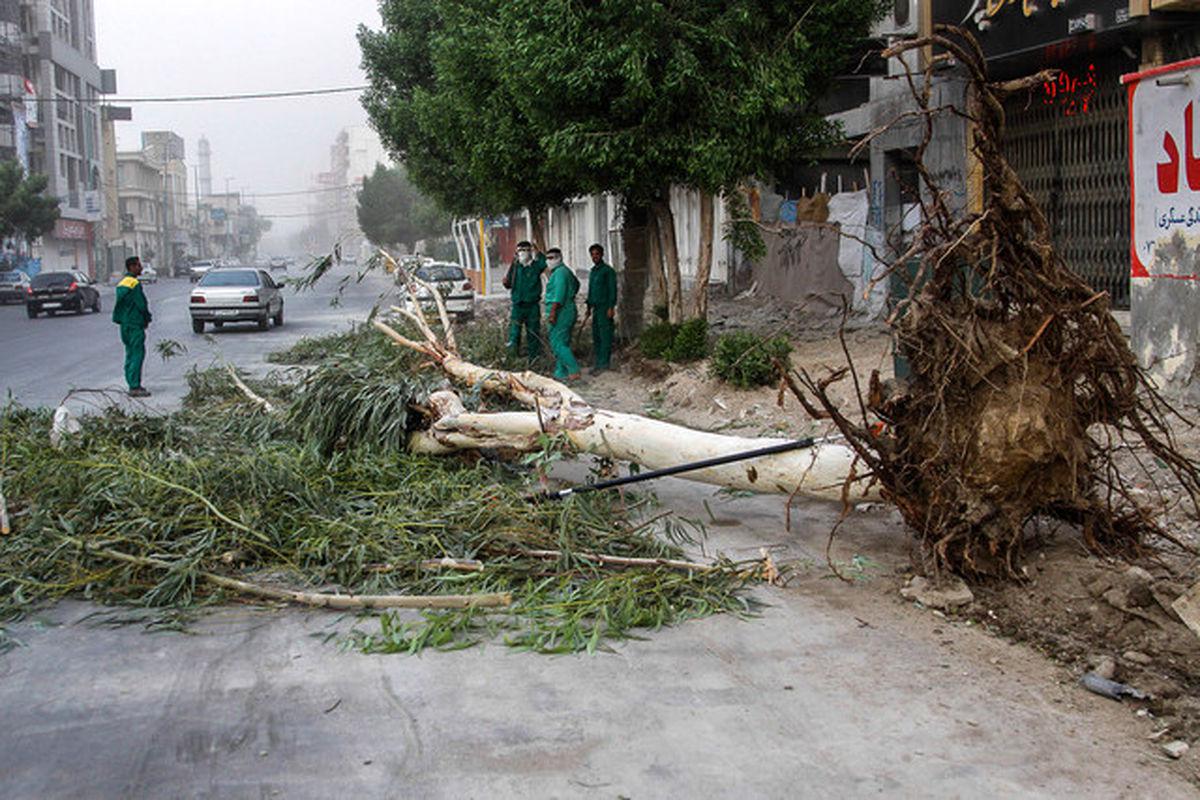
left=711, top=331, right=792, bottom=388
left=639, top=321, right=678, bottom=359
left=665, top=317, right=709, bottom=362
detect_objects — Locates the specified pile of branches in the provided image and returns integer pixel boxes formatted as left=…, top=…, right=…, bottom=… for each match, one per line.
left=794, top=29, right=1200, bottom=578
left=0, top=351, right=760, bottom=655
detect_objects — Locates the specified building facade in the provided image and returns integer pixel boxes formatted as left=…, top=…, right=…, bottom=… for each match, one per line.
left=18, top=0, right=108, bottom=275
left=114, top=131, right=188, bottom=275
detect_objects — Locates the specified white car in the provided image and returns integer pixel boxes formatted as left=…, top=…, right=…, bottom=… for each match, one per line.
left=189, top=259, right=217, bottom=283
left=409, top=262, right=474, bottom=320
left=141, top=266, right=158, bottom=283
left=189, top=267, right=285, bottom=333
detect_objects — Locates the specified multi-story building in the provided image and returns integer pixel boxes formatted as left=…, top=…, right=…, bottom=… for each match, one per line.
left=15, top=0, right=109, bottom=276
left=114, top=131, right=189, bottom=275
left=140, top=131, right=188, bottom=273
left=310, top=125, right=392, bottom=257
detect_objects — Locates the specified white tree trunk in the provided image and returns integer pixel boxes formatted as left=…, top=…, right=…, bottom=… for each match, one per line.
left=410, top=392, right=863, bottom=500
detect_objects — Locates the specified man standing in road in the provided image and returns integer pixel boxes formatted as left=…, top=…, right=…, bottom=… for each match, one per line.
left=585, top=244, right=617, bottom=373
left=112, top=256, right=153, bottom=398
left=503, top=240, right=546, bottom=360
left=543, top=247, right=581, bottom=381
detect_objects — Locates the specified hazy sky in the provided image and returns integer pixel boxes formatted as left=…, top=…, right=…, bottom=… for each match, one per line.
left=96, top=0, right=384, bottom=246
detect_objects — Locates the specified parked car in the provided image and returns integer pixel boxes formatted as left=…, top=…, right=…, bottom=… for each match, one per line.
left=268, top=256, right=287, bottom=271
left=0, top=270, right=30, bottom=303
left=189, top=268, right=284, bottom=333
left=189, top=259, right=217, bottom=283
left=25, top=271, right=101, bottom=318
left=141, top=265, right=158, bottom=283
left=409, top=262, right=475, bottom=320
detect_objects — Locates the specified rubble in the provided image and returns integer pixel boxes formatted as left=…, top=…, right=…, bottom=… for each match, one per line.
left=900, top=576, right=974, bottom=611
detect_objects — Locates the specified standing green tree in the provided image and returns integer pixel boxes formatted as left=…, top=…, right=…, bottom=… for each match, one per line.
left=358, top=0, right=572, bottom=250
left=356, top=163, right=453, bottom=251
left=361, top=0, right=884, bottom=322
left=0, top=160, right=60, bottom=251
left=233, top=206, right=272, bottom=260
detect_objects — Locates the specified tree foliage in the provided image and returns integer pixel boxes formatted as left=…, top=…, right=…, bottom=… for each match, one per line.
left=359, top=2, right=568, bottom=222
left=234, top=206, right=272, bottom=260
left=0, top=160, right=60, bottom=244
left=361, top=0, right=884, bottom=318
left=356, top=163, right=452, bottom=249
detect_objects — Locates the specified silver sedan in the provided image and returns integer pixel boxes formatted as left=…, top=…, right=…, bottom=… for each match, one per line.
left=189, top=268, right=284, bottom=333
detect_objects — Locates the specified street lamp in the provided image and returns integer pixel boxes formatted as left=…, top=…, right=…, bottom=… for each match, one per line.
left=224, top=177, right=236, bottom=259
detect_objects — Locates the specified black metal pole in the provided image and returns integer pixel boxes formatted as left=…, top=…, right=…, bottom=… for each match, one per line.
left=534, top=435, right=833, bottom=502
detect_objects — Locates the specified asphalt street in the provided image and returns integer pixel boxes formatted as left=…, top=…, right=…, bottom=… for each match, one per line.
left=0, top=263, right=402, bottom=411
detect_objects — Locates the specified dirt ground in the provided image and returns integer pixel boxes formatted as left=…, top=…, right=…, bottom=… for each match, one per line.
left=480, top=290, right=1200, bottom=783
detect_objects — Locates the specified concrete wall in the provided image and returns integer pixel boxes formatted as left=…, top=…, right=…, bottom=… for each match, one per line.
left=753, top=223, right=850, bottom=309
left=1132, top=234, right=1200, bottom=403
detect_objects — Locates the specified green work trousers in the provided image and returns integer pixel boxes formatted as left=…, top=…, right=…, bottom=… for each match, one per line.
left=591, top=310, right=614, bottom=370
left=548, top=305, right=580, bottom=379
left=508, top=301, right=541, bottom=359
left=120, top=325, right=146, bottom=390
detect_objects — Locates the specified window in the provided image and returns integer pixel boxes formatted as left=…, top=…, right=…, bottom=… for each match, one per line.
left=50, top=0, right=72, bottom=44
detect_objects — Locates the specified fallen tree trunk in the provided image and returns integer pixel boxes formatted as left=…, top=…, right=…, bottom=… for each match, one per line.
left=407, top=391, right=861, bottom=499
left=372, top=273, right=869, bottom=502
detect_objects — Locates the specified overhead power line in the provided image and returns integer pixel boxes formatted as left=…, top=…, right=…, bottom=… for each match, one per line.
left=14, top=85, right=368, bottom=104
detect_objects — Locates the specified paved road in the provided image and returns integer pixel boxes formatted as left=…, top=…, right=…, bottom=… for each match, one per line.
left=0, top=263, right=402, bottom=410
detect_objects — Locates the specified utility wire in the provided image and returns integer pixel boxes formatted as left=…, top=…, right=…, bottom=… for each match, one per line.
left=11, top=85, right=368, bottom=104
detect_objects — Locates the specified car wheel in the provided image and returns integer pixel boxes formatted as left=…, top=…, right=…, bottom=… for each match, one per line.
left=26, top=306, right=36, bottom=319
left=192, top=319, right=205, bottom=334
left=272, top=305, right=284, bottom=327
left=74, top=300, right=84, bottom=315
left=257, top=315, right=269, bottom=331
left=92, top=296, right=101, bottom=313
left=214, top=321, right=224, bottom=329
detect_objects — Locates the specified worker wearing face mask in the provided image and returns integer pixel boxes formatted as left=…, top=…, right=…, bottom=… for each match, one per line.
left=502, top=240, right=546, bottom=359
left=543, top=247, right=581, bottom=381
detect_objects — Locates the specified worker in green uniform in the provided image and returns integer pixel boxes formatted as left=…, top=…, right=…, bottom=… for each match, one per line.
left=585, top=243, right=618, bottom=372
left=112, top=256, right=153, bottom=397
left=543, top=247, right=581, bottom=381
left=502, top=240, right=546, bottom=359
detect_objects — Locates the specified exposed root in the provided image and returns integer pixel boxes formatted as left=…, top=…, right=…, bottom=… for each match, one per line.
left=791, top=28, right=1200, bottom=578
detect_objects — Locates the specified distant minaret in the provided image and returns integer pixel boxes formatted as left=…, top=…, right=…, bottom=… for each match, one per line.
left=198, top=136, right=213, bottom=197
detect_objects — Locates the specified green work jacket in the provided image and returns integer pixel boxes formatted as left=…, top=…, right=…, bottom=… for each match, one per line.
left=112, top=273, right=152, bottom=328
left=544, top=263, right=580, bottom=312
left=586, top=261, right=617, bottom=310
left=507, top=254, right=547, bottom=304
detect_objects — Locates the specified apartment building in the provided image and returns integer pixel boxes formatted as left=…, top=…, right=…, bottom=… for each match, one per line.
left=114, top=131, right=188, bottom=274
left=16, top=0, right=109, bottom=275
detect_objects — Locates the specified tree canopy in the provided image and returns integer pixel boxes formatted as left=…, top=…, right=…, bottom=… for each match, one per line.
left=362, top=1, right=882, bottom=205
left=0, top=161, right=60, bottom=244
left=356, top=163, right=453, bottom=249
left=360, top=0, right=884, bottom=321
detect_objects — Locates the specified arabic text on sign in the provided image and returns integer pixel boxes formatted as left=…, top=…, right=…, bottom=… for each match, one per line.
left=1156, top=102, right=1200, bottom=195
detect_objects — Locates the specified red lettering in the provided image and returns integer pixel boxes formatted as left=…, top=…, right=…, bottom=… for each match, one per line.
left=1159, top=132, right=1180, bottom=195
left=1188, top=102, right=1200, bottom=191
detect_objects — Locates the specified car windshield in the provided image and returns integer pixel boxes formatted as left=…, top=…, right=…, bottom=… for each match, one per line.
left=200, top=270, right=260, bottom=287
left=416, top=266, right=465, bottom=282
left=31, top=272, right=75, bottom=288
left=0, top=271, right=22, bottom=282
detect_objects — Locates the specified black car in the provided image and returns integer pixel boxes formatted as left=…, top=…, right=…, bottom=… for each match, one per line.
left=26, top=271, right=101, bottom=318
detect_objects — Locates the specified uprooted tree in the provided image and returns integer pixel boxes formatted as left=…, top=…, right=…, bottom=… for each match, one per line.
left=366, top=28, right=1200, bottom=584
left=788, top=29, right=1200, bottom=578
